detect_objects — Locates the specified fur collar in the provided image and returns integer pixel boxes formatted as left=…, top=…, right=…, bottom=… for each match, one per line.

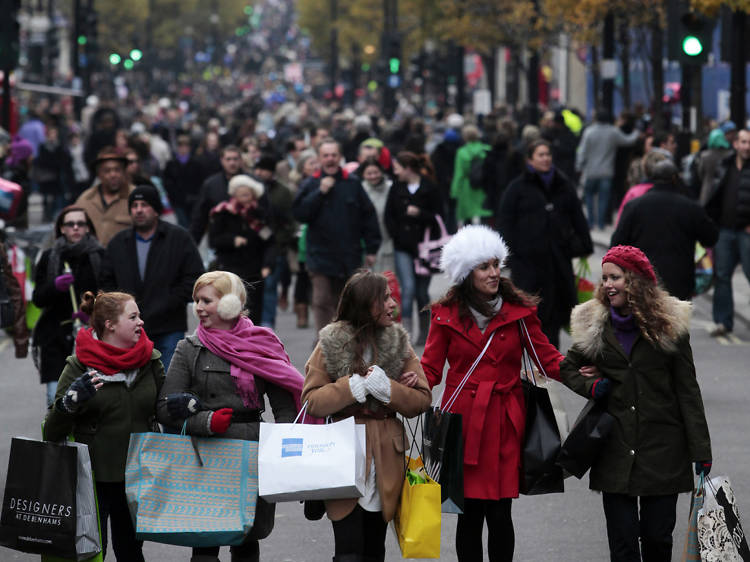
left=318, top=321, right=411, bottom=382
left=569, top=297, right=692, bottom=358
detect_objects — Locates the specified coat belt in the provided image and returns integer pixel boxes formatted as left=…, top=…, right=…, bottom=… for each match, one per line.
left=461, top=379, right=523, bottom=466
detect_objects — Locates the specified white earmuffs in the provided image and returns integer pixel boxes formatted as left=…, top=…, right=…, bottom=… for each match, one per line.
left=217, top=293, right=243, bottom=320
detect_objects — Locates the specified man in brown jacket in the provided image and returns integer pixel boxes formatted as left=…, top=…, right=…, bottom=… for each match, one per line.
left=74, top=147, right=134, bottom=246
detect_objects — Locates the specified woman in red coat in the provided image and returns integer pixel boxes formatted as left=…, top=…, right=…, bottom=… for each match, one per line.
left=421, top=225, right=566, bottom=561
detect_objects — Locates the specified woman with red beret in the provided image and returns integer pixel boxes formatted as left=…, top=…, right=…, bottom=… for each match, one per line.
left=561, top=245, right=712, bottom=562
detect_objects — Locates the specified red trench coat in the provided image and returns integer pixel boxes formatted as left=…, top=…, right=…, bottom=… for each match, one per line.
left=421, top=301, right=564, bottom=500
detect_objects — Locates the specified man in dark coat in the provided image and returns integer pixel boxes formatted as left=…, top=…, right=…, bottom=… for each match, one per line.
left=612, top=160, right=719, bottom=300
left=101, top=185, right=204, bottom=369
left=292, top=139, right=381, bottom=333
left=189, top=145, right=242, bottom=243
left=703, top=128, right=750, bottom=336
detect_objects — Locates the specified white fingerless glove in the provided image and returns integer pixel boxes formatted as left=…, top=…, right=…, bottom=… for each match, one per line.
left=349, top=374, right=368, bottom=403
left=365, top=365, right=391, bottom=403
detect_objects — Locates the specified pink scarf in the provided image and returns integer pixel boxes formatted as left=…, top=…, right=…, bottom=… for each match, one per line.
left=197, top=316, right=304, bottom=411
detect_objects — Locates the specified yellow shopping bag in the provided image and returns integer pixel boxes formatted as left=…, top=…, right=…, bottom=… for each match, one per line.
left=393, top=456, right=441, bottom=559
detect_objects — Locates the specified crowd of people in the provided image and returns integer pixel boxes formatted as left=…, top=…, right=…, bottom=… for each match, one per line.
left=2, top=79, right=745, bottom=561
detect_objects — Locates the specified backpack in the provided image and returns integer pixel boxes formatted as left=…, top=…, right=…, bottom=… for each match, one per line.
left=468, top=151, right=487, bottom=189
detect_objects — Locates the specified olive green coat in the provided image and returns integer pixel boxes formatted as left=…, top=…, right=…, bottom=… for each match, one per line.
left=560, top=298, right=711, bottom=496
left=44, top=351, right=165, bottom=482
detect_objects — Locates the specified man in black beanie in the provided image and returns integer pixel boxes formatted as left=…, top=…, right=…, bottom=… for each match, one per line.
left=100, top=184, right=204, bottom=368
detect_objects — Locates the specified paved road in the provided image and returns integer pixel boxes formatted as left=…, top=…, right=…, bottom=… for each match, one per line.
left=1, top=248, right=749, bottom=561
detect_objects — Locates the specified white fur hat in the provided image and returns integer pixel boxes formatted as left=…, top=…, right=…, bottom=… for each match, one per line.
left=440, top=225, right=509, bottom=284
left=228, top=174, right=264, bottom=200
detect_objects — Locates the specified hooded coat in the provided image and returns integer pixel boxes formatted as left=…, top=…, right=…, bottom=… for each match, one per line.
left=560, top=298, right=711, bottom=496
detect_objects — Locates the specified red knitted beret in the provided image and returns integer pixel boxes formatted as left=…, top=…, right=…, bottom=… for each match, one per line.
left=602, top=245, right=657, bottom=284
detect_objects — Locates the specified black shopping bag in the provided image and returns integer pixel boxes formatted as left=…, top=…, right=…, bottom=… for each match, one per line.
left=556, top=399, right=614, bottom=479
left=520, top=380, right=564, bottom=495
left=0, top=438, right=79, bottom=558
left=423, top=407, right=464, bottom=514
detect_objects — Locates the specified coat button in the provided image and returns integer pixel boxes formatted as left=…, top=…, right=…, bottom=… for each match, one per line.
left=630, top=406, right=635, bottom=412
left=471, top=390, right=476, bottom=397
left=629, top=449, right=635, bottom=456
left=437, top=317, right=441, bottom=320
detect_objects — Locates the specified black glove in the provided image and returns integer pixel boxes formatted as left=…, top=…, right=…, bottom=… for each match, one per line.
left=166, top=393, right=204, bottom=420
left=60, top=372, right=98, bottom=412
left=695, top=460, right=712, bottom=476
left=591, top=378, right=611, bottom=400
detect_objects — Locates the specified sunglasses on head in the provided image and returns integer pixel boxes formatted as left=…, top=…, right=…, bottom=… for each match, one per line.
left=62, top=221, right=88, bottom=229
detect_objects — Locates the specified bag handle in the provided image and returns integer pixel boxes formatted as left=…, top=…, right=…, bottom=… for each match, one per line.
left=293, top=401, right=309, bottom=424
left=437, top=330, right=497, bottom=412
left=518, top=318, right=550, bottom=383
left=422, top=214, right=450, bottom=244
left=180, top=420, right=204, bottom=467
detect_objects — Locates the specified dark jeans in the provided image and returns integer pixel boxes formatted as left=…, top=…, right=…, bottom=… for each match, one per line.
left=456, top=498, right=514, bottom=562
left=584, top=177, right=613, bottom=229
left=294, top=262, right=312, bottom=305
left=331, top=504, right=387, bottom=561
left=712, top=227, right=750, bottom=332
left=151, top=330, right=184, bottom=372
left=246, top=277, right=264, bottom=325
left=393, top=250, right=431, bottom=323
left=602, top=492, right=678, bottom=562
left=96, top=481, right=144, bottom=562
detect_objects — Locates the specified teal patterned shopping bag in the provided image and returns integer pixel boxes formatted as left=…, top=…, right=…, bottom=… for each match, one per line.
left=682, top=474, right=704, bottom=562
left=125, top=433, right=258, bottom=547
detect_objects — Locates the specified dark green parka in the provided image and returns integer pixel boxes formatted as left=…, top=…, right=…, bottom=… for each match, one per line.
left=560, top=297, right=711, bottom=496
left=44, top=350, right=165, bottom=482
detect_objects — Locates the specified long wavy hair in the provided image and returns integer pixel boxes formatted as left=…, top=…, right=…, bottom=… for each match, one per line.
left=333, top=270, right=389, bottom=366
left=433, top=274, right=539, bottom=332
left=595, top=269, right=681, bottom=346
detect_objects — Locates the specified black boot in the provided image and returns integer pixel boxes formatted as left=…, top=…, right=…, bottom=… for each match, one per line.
left=415, top=310, right=430, bottom=347
left=332, top=556, right=365, bottom=562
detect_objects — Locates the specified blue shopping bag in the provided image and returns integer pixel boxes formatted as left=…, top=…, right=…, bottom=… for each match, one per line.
left=125, top=432, right=258, bottom=547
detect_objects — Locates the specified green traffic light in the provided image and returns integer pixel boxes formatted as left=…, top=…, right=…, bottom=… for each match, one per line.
left=682, top=35, right=703, bottom=56
left=77, top=35, right=87, bottom=45
left=109, top=53, right=121, bottom=65
left=123, top=59, right=134, bottom=70
left=389, top=57, right=400, bottom=74
left=130, top=49, right=143, bottom=61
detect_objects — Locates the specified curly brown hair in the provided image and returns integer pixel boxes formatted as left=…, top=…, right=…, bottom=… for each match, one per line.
left=595, top=269, right=682, bottom=346
left=432, top=275, right=539, bottom=332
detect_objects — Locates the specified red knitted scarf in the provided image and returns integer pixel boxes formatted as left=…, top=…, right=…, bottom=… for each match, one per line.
left=75, top=327, right=154, bottom=375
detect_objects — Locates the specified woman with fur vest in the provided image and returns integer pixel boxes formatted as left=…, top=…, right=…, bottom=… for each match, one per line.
left=157, top=271, right=302, bottom=562
left=421, top=225, right=568, bottom=561
left=560, top=245, right=711, bottom=562
left=301, top=270, right=432, bottom=562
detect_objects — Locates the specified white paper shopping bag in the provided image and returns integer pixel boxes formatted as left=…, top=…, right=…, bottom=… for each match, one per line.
left=258, top=416, right=366, bottom=502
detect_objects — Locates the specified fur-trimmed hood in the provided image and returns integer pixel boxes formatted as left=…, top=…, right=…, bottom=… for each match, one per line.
left=318, top=321, right=411, bottom=382
left=569, top=297, right=692, bottom=358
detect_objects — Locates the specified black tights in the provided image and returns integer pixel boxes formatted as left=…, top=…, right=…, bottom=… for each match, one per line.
left=331, top=505, right=387, bottom=561
left=456, top=498, right=514, bottom=562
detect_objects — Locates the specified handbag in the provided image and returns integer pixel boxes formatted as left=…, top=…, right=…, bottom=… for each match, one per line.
left=393, top=419, right=441, bottom=559
left=258, top=405, right=366, bottom=502
left=556, top=399, right=615, bottom=479
left=423, top=331, right=496, bottom=514
left=682, top=474, right=705, bottom=562
left=694, top=242, right=714, bottom=296
left=697, top=475, right=750, bottom=561
left=0, top=438, right=100, bottom=560
left=518, top=319, right=564, bottom=495
left=125, top=431, right=259, bottom=547
left=0, top=178, right=23, bottom=221
left=414, top=214, right=452, bottom=276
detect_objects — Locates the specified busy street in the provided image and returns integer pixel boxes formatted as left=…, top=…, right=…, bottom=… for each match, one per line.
left=3, top=0, right=750, bottom=560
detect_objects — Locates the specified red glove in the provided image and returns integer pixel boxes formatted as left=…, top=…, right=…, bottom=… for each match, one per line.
left=209, top=408, right=233, bottom=434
